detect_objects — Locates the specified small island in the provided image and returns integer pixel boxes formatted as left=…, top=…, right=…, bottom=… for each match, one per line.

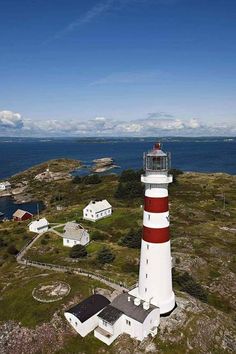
left=0, top=162, right=235, bottom=353
left=91, top=157, right=118, bottom=173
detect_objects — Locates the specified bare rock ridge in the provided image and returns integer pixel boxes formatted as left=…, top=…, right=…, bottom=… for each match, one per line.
left=92, top=157, right=118, bottom=173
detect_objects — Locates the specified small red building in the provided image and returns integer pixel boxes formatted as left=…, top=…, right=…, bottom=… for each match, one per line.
left=13, top=209, right=33, bottom=221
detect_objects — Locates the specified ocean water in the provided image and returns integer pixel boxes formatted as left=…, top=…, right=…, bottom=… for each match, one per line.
left=0, top=197, right=43, bottom=219
left=0, top=137, right=235, bottom=180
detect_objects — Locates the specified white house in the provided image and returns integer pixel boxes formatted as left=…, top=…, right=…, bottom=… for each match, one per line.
left=83, top=200, right=112, bottom=222
left=64, top=294, right=110, bottom=337
left=62, top=222, right=90, bottom=247
left=29, top=218, right=49, bottom=233
left=94, top=293, right=159, bottom=345
left=0, top=181, right=11, bottom=191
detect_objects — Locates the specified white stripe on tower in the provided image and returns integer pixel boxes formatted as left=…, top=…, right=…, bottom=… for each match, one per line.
left=135, top=143, right=175, bottom=314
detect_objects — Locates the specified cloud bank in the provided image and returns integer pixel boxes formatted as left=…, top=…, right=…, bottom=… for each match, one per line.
left=0, top=110, right=235, bottom=137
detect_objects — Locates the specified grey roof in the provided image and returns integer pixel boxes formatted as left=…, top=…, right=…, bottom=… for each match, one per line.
left=98, top=304, right=123, bottom=324
left=63, top=222, right=88, bottom=241
left=65, top=294, right=110, bottom=323
left=110, top=293, right=157, bottom=323
left=85, top=199, right=112, bottom=213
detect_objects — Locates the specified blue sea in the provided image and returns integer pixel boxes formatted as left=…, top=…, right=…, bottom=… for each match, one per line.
left=0, top=137, right=235, bottom=180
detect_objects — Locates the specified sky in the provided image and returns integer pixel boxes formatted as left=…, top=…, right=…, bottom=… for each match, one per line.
left=0, top=0, right=236, bottom=137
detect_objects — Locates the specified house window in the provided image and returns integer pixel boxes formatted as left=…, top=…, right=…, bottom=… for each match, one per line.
left=146, top=259, right=148, bottom=264
left=145, top=288, right=147, bottom=292
left=67, top=239, right=69, bottom=243
left=75, top=322, right=77, bottom=326
left=126, top=319, right=131, bottom=326
left=69, top=318, right=71, bottom=321
left=74, top=241, right=76, bottom=244
left=146, top=274, right=148, bottom=279
left=102, top=320, right=107, bottom=326
left=85, top=213, right=87, bottom=216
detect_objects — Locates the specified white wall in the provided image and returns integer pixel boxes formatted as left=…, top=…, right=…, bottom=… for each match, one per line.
left=95, top=315, right=124, bottom=346
left=63, top=238, right=81, bottom=247
left=142, top=308, right=160, bottom=339
left=138, top=239, right=175, bottom=314
left=83, top=207, right=112, bottom=222
left=63, top=235, right=89, bottom=247
left=64, top=312, right=99, bottom=337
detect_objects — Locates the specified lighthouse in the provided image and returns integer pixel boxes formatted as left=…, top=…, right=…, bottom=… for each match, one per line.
left=129, top=142, right=175, bottom=314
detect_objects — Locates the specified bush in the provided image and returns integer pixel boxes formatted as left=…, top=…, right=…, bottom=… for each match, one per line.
left=40, top=238, right=48, bottom=245
left=83, top=174, right=101, bottom=185
left=96, top=246, right=115, bottom=264
left=115, top=169, right=144, bottom=199
left=69, top=244, right=87, bottom=259
left=73, top=176, right=82, bottom=184
left=115, top=180, right=143, bottom=199
left=91, top=230, right=106, bottom=241
left=119, top=228, right=141, bottom=248
left=0, top=238, right=8, bottom=247
left=173, top=270, right=208, bottom=302
left=7, top=244, right=19, bottom=255
left=119, top=169, right=143, bottom=183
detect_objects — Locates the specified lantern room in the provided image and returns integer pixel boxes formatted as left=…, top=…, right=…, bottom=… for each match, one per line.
left=143, top=143, right=171, bottom=172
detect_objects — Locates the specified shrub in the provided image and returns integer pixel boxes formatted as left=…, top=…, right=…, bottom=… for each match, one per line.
left=73, top=176, right=82, bottom=184
left=119, top=169, right=143, bottom=182
left=173, top=270, right=208, bottom=302
left=96, top=246, right=115, bottom=264
left=83, top=174, right=101, bottom=185
left=7, top=244, right=19, bottom=255
left=115, top=180, right=143, bottom=199
left=119, top=228, right=141, bottom=248
left=91, top=230, right=106, bottom=241
left=69, top=244, right=88, bottom=259
left=40, top=238, right=48, bottom=245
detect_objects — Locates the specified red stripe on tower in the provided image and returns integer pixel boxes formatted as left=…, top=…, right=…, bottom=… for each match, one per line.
left=143, top=225, right=170, bottom=243
left=144, top=196, right=169, bottom=213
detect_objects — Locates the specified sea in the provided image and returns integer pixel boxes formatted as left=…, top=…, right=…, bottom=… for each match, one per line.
left=0, top=137, right=235, bottom=180
left=0, top=137, right=235, bottom=219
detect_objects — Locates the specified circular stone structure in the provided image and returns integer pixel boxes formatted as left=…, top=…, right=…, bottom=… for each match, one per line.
left=32, top=281, right=71, bottom=303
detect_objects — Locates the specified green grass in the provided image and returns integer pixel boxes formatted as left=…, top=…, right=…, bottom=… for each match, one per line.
left=0, top=265, right=110, bottom=328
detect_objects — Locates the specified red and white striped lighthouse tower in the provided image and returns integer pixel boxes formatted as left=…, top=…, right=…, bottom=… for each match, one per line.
left=129, top=143, right=175, bottom=314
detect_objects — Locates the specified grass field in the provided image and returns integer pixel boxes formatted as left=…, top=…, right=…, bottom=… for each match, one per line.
left=0, top=165, right=235, bottom=353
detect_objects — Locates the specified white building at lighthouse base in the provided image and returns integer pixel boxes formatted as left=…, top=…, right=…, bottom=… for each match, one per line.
left=65, top=292, right=160, bottom=346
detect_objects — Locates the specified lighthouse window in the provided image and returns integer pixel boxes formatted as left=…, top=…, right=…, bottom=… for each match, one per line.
left=145, top=288, right=147, bottom=292
left=146, top=259, right=148, bottom=264
left=148, top=214, right=150, bottom=220
left=147, top=244, right=149, bottom=250
left=146, top=274, right=148, bottom=278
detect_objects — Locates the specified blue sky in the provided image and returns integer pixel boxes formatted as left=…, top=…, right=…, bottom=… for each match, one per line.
left=0, top=0, right=236, bottom=136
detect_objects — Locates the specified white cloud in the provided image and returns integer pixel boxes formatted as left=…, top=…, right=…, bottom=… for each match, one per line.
left=0, top=110, right=235, bottom=137
left=0, top=110, right=24, bottom=129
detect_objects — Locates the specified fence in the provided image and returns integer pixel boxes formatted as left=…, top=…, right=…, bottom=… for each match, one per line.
left=19, top=258, right=130, bottom=290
